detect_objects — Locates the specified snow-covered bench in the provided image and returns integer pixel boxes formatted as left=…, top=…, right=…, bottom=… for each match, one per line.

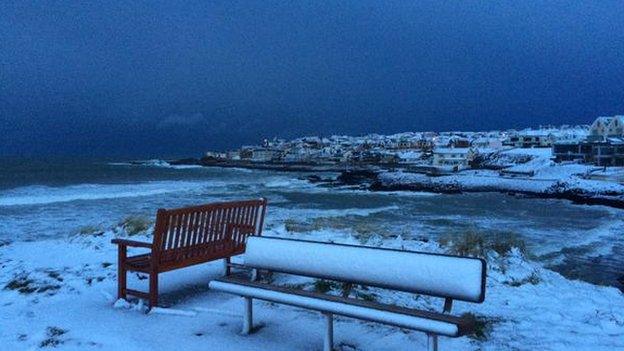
left=209, top=236, right=486, bottom=351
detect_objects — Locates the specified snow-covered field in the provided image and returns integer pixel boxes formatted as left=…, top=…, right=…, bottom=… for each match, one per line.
left=1, top=225, right=622, bottom=351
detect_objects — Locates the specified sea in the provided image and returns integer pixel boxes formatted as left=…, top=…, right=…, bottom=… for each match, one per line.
left=1, top=157, right=622, bottom=290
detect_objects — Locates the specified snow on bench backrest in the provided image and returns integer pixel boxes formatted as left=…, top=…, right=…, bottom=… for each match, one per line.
left=244, top=236, right=486, bottom=303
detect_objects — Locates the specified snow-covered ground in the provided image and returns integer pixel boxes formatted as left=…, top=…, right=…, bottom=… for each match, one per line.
left=382, top=148, right=624, bottom=203
left=1, top=225, right=622, bottom=350
left=380, top=169, right=624, bottom=197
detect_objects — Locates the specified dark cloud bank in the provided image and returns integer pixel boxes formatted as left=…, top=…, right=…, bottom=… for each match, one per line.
left=1, top=1, right=623, bottom=158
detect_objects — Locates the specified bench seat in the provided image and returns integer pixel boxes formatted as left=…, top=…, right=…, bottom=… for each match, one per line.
left=210, top=277, right=473, bottom=337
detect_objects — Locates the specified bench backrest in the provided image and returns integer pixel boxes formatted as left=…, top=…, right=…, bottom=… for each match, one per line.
left=153, top=198, right=267, bottom=267
left=244, top=236, right=486, bottom=303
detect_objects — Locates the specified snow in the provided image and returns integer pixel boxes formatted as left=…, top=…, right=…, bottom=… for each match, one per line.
left=434, top=148, right=471, bottom=154
left=396, top=151, right=422, bottom=161
left=1, top=227, right=623, bottom=350
left=209, top=280, right=461, bottom=336
left=244, top=236, right=485, bottom=302
left=379, top=164, right=624, bottom=200
left=501, top=148, right=552, bottom=157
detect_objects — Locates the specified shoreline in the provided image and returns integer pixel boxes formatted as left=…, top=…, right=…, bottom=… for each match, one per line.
left=371, top=177, right=624, bottom=209
left=167, top=157, right=385, bottom=173
left=166, top=158, right=624, bottom=209
left=371, top=170, right=624, bottom=209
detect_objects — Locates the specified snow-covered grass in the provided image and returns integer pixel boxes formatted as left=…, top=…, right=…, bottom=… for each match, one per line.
left=0, top=226, right=622, bottom=350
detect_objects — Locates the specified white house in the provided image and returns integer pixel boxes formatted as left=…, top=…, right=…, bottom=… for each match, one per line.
left=471, top=137, right=503, bottom=150
left=589, top=116, right=614, bottom=141
left=396, top=150, right=423, bottom=164
left=588, top=116, right=624, bottom=141
left=505, top=129, right=554, bottom=148
left=606, top=116, right=624, bottom=137
left=251, top=149, right=281, bottom=162
left=432, top=147, right=474, bottom=171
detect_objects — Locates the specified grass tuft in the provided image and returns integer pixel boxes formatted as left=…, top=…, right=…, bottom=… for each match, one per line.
left=120, top=216, right=152, bottom=235
left=440, top=229, right=527, bottom=259
left=506, top=270, right=541, bottom=287
left=77, top=225, right=103, bottom=236
left=461, top=312, right=495, bottom=341
left=4, top=274, right=36, bottom=294
left=39, top=327, right=67, bottom=348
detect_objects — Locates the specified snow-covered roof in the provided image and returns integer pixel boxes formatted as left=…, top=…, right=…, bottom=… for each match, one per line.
left=516, top=129, right=555, bottom=137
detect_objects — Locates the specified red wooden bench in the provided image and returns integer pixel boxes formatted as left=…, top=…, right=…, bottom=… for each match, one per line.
left=112, top=198, right=267, bottom=308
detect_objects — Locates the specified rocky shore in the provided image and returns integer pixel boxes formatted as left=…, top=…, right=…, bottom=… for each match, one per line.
left=363, top=170, right=624, bottom=209
left=165, top=157, right=624, bottom=209
left=167, top=157, right=383, bottom=173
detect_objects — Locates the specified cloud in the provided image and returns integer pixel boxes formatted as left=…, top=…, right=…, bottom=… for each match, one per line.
left=157, top=113, right=205, bottom=129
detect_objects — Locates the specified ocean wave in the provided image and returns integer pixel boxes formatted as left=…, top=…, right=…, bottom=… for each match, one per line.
left=167, top=165, right=204, bottom=169
left=108, top=159, right=204, bottom=170
left=267, top=205, right=400, bottom=223
left=264, top=178, right=312, bottom=189
left=0, top=180, right=219, bottom=206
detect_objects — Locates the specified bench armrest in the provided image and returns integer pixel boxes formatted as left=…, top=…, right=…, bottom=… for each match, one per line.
left=111, top=238, right=152, bottom=249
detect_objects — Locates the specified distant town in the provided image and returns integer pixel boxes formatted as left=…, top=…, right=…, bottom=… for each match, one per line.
left=200, top=115, right=624, bottom=174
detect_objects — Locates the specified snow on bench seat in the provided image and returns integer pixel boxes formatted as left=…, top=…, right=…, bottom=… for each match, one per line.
left=243, top=236, right=486, bottom=302
left=210, top=277, right=472, bottom=337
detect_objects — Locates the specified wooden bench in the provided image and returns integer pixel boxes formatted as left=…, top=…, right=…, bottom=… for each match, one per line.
left=209, top=236, right=486, bottom=351
left=112, top=198, right=267, bottom=308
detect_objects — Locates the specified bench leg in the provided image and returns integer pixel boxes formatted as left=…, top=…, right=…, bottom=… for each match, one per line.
left=242, top=297, right=253, bottom=334
left=427, top=334, right=438, bottom=351
left=251, top=268, right=258, bottom=282
left=323, top=312, right=333, bottom=351
left=149, top=272, right=159, bottom=308
left=117, top=245, right=127, bottom=300
left=224, top=257, right=231, bottom=276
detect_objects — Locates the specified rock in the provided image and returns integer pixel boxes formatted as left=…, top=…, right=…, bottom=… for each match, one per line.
left=369, top=180, right=462, bottom=194
left=168, top=158, right=200, bottom=165
left=335, top=170, right=378, bottom=185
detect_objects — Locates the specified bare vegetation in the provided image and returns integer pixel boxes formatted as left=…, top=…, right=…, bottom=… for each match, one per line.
left=439, top=229, right=527, bottom=259
left=120, top=216, right=152, bottom=235
left=461, top=312, right=497, bottom=341
left=39, top=327, right=68, bottom=348
left=3, top=273, right=61, bottom=295
left=505, top=270, right=542, bottom=287
left=77, top=225, right=104, bottom=236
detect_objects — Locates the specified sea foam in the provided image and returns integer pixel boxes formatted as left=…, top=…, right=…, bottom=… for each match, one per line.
left=0, top=180, right=219, bottom=206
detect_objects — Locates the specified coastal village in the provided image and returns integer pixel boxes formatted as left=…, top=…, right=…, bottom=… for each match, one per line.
left=202, top=115, right=624, bottom=178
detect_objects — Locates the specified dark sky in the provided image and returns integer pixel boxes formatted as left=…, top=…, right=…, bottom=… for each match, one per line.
left=2, top=1, right=624, bottom=158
